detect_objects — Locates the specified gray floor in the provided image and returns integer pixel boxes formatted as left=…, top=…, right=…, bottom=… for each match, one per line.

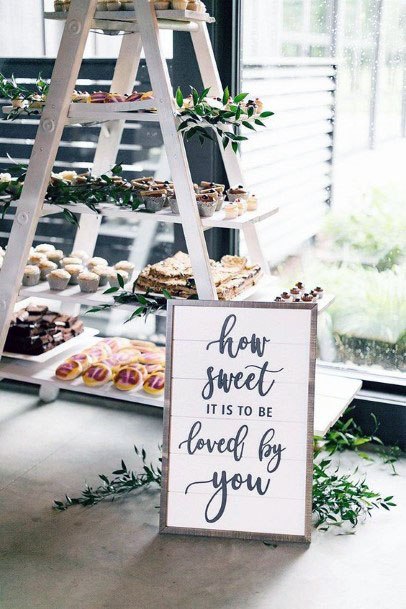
left=0, top=380, right=405, bottom=609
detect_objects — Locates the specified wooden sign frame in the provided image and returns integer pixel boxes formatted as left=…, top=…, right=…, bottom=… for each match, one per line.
left=160, top=300, right=317, bottom=543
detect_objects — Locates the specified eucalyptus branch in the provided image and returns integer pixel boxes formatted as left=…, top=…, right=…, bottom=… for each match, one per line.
left=175, top=86, right=274, bottom=153
left=86, top=286, right=172, bottom=322
left=54, top=445, right=162, bottom=511
left=0, top=72, right=50, bottom=120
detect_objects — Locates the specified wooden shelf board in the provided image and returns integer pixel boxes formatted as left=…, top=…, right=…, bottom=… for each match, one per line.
left=314, top=372, right=362, bottom=436
left=3, top=105, right=160, bottom=125
left=41, top=202, right=279, bottom=230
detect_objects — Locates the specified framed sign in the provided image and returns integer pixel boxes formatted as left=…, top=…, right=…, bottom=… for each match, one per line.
left=160, top=300, right=317, bottom=543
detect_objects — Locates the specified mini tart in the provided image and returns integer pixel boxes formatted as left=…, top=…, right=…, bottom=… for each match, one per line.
left=128, top=362, right=149, bottom=380
left=39, top=260, right=58, bottom=280
left=301, top=293, right=314, bottom=302
left=82, top=363, right=113, bottom=387
left=64, top=263, right=83, bottom=285
left=143, top=371, right=165, bottom=396
left=100, top=337, right=131, bottom=353
left=290, top=287, right=300, bottom=297
left=78, top=271, right=100, bottom=293
left=83, top=343, right=112, bottom=361
left=113, top=366, right=144, bottom=391
left=295, top=281, right=305, bottom=292
left=139, top=351, right=165, bottom=366
left=47, top=269, right=71, bottom=291
left=227, top=185, right=249, bottom=201
left=22, top=265, right=40, bottom=287
left=104, top=350, right=141, bottom=372
left=55, top=359, right=83, bottom=380
left=35, top=243, right=55, bottom=253
left=145, top=363, right=165, bottom=375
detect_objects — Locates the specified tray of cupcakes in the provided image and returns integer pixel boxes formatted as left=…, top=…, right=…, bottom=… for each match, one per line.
left=54, top=337, right=165, bottom=398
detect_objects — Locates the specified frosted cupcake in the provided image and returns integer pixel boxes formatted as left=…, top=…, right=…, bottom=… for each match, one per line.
left=46, top=249, right=64, bottom=266
left=39, top=260, right=58, bottom=280
left=28, top=253, right=47, bottom=266
left=93, top=265, right=111, bottom=287
left=64, top=264, right=83, bottom=285
left=108, top=270, right=129, bottom=288
left=235, top=198, right=247, bottom=216
left=62, top=256, right=82, bottom=267
left=114, top=261, right=135, bottom=280
left=224, top=202, right=238, bottom=220
left=48, top=269, right=71, bottom=291
left=22, top=265, right=40, bottom=287
left=35, top=243, right=55, bottom=254
left=78, top=271, right=100, bottom=293
left=247, top=194, right=257, bottom=211
left=227, top=184, right=249, bottom=202
left=87, top=256, right=108, bottom=271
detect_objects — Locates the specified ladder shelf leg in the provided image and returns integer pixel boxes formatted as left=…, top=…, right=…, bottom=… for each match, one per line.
left=0, top=0, right=98, bottom=354
left=136, top=0, right=217, bottom=300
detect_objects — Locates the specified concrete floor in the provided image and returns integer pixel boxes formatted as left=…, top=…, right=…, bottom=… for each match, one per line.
left=0, top=380, right=405, bottom=609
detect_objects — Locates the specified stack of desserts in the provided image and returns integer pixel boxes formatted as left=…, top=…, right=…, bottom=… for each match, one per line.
left=54, top=0, right=207, bottom=12
left=274, top=282, right=324, bottom=303
left=55, top=337, right=165, bottom=396
left=18, top=242, right=135, bottom=294
left=135, top=251, right=262, bottom=300
left=5, top=304, right=83, bottom=356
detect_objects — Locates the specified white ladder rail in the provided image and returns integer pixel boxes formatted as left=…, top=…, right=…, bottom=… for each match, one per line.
left=191, top=21, right=270, bottom=274
left=136, top=0, right=217, bottom=300
left=72, top=30, right=143, bottom=255
left=0, top=0, right=98, bottom=354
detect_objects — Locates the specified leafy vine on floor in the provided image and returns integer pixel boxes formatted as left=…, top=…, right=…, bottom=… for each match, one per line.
left=54, top=412, right=401, bottom=533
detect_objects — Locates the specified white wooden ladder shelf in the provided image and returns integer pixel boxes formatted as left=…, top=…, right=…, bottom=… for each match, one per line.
left=0, top=0, right=274, bottom=353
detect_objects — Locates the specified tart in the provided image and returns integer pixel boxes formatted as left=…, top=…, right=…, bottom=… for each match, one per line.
left=143, top=371, right=165, bottom=396
left=227, top=184, right=249, bottom=202
left=114, top=366, right=144, bottom=391
left=55, top=359, right=83, bottom=381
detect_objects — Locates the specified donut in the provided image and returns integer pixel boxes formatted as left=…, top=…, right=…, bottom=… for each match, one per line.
left=82, top=363, right=113, bottom=387
left=113, top=366, right=144, bottom=391
left=69, top=352, right=94, bottom=371
left=100, top=337, right=131, bottom=353
left=55, top=359, right=83, bottom=380
left=143, top=371, right=165, bottom=396
left=139, top=351, right=165, bottom=366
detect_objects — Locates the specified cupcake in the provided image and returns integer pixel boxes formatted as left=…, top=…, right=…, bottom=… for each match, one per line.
left=281, top=292, right=292, bottom=303
left=46, top=249, right=64, bottom=266
left=187, top=1, right=199, bottom=9
left=313, top=286, right=324, bottom=299
left=247, top=194, right=257, bottom=211
left=171, top=0, right=188, bottom=8
left=227, top=184, right=249, bottom=202
left=87, top=256, right=108, bottom=271
left=28, top=253, right=47, bottom=266
left=39, top=260, right=58, bottom=280
left=301, top=293, right=314, bottom=303
left=62, top=256, right=82, bottom=267
left=78, top=271, right=100, bottom=293
left=224, top=202, right=238, bottom=220
left=290, top=287, right=301, bottom=298
left=64, top=264, right=83, bottom=285
left=47, top=269, right=71, bottom=291
left=70, top=249, right=90, bottom=263
left=22, top=265, right=40, bottom=287
left=140, top=189, right=167, bottom=212
left=108, top=270, right=129, bottom=288
left=35, top=243, right=55, bottom=254
left=93, top=265, right=111, bottom=287
left=114, top=261, right=135, bottom=280
left=196, top=195, right=217, bottom=218
left=235, top=198, right=247, bottom=216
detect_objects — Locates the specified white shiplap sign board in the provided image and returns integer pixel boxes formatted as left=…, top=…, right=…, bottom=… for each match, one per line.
left=160, top=300, right=317, bottom=543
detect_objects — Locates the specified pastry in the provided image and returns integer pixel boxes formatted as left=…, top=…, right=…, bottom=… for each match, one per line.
left=70, top=249, right=90, bottom=263
left=227, top=185, right=249, bottom=201
left=46, top=249, right=64, bottom=266
left=71, top=91, right=91, bottom=104
left=143, top=371, right=165, bottom=396
left=145, top=363, right=165, bottom=375
left=83, top=343, right=112, bottom=360
left=69, top=352, right=94, bottom=371
left=290, top=287, right=300, bottom=297
left=140, top=190, right=167, bottom=212
left=295, top=281, right=305, bottom=292
left=47, top=269, right=71, bottom=291
left=127, top=362, right=149, bottom=380
left=114, top=261, right=135, bottom=280
left=113, top=366, right=144, bottom=391
left=64, top=264, right=83, bottom=285
left=22, top=265, right=40, bottom=287
left=130, top=339, right=158, bottom=352
left=28, top=253, right=47, bottom=266
left=235, top=198, right=247, bottom=216
left=62, top=256, right=82, bottom=267
left=87, top=256, right=108, bottom=270
left=108, top=270, right=129, bottom=288
left=78, top=271, right=100, bottom=293
left=313, top=286, right=324, bottom=299
left=39, top=260, right=58, bottom=281
left=92, top=265, right=111, bottom=287
left=196, top=194, right=217, bottom=218
left=104, top=350, right=140, bottom=372
left=224, top=202, right=238, bottom=219
left=301, top=293, right=314, bottom=303
left=281, top=291, right=292, bottom=302
left=139, top=351, right=165, bottom=366
left=82, top=363, right=113, bottom=387
left=247, top=194, right=257, bottom=211
left=35, top=243, right=55, bottom=253
left=55, top=359, right=83, bottom=380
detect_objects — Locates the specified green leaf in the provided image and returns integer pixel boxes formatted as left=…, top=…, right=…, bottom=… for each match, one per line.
left=231, top=141, right=239, bottom=154
left=103, top=287, right=119, bottom=294
left=62, top=208, right=79, bottom=226
left=199, top=87, right=211, bottom=102
left=254, top=118, right=266, bottom=127
left=175, top=87, right=183, bottom=108
left=233, top=92, right=249, bottom=103
left=259, top=111, right=274, bottom=118
left=222, top=86, right=230, bottom=106
left=117, top=273, right=125, bottom=289
left=242, top=120, right=256, bottom=131
left=191, top=87, right=199, bottom=106
left=162, top=289, right=172, bottom=299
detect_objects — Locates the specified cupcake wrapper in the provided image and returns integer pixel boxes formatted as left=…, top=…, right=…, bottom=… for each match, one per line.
left=22, top=275, right=40, bottom=287
left=48, top=278, right=70, bottom=291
